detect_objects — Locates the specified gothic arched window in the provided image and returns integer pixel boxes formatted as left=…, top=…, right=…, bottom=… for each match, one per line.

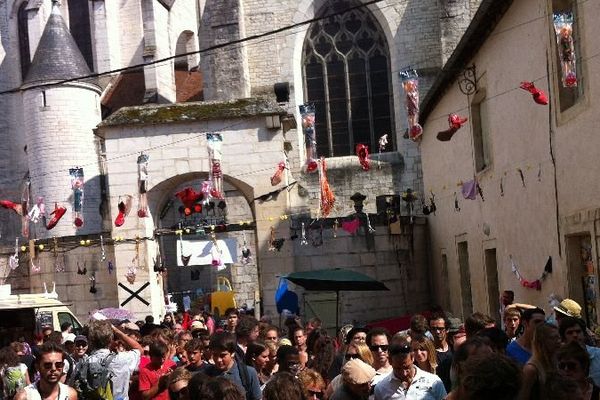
left=18, top=2, right=30, bottom=80
left=68, top=0, right=94, bottom=70
left=303, top=0, right=394, bottom=157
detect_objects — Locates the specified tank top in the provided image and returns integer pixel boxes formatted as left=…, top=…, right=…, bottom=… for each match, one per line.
left=23, top=382, right=71, bottom=400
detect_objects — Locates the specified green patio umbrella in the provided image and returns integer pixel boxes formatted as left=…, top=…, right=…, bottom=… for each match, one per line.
left=284, top=268, right=389, bottom=333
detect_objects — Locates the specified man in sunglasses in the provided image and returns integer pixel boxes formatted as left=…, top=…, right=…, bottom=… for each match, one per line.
left=14, top=342, right=78, bottom=400
left=366, top=327, right=393, bottom=386
left=374, top=342, right=446, bottom=400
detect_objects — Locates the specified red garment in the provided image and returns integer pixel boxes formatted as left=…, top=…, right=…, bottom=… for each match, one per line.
left=181, top=312, right=192, bottom=331
left=138, top=359, right=176, bottom=400
left=520, top=81, right=548, bottom=105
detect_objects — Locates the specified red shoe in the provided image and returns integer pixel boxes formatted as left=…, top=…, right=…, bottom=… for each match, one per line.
left=115, top=200, right=126, bottom=227
left=0, top=200, right=23, bottom=215
left=46, top=203, right=67, bottom=230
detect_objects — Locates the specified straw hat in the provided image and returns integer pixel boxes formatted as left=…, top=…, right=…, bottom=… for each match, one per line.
left=554, top=298, right=582, bottom=319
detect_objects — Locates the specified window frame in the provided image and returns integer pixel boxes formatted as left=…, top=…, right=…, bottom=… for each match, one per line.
left=301, top=0, right=395, bottom=157
left=470, top=89, right=492, bottom=173
left=548, top=0, right=588, bottom=124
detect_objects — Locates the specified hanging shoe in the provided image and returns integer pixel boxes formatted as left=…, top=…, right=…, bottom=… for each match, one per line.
left=0, top=200, right=23, bottom=215
left=46, top=203, right=67, bottom=230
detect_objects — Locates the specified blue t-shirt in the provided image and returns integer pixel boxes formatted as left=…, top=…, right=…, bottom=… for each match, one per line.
left=506, top=340, right=531, bottom=366
left=205, top=361, right=262, bottom=400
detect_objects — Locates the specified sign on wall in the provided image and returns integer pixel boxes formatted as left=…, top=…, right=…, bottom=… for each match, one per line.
left=176, top=238, right=238, bottom=267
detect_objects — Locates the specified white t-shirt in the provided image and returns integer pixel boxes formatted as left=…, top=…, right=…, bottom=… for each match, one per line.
left=87, top=348, right=141, bottom=400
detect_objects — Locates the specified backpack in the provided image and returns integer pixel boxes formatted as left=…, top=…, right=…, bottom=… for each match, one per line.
left=75, top=351, right=117, bottom=400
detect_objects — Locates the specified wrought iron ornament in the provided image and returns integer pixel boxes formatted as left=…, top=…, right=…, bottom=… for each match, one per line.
left=458, top=65, right=477, bottom=95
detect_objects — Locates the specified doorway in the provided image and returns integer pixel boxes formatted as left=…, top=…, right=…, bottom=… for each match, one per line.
left=457, top=241, right=473, bottom=319
left=566, top=234, right=597, bottom=326
left=484, top=248, right=500, bottom=323
left=303, top=292, right=337, bottom=337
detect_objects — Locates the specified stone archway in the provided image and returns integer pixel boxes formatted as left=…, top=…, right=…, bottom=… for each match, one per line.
left=147, top=173, right=259, bottom=317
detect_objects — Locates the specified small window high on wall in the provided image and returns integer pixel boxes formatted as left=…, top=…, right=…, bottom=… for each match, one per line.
left=18, top=2, right=30, bottom=80
left=552, top=0, right=583, bottom=112
left=471, top=90, right=492, bottom=172
left=302, top=0, right=394, bottom=157
left=68, top=0, right=94, bottom=71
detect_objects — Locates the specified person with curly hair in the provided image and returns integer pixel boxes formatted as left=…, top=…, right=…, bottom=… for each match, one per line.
left=199, top=376, right=245, bottom=400
left=263, top=372, right=306, bottom=400
left=306, top=329, right=335, bottom=384
left=451, top=353, right=521, bottom=400
left=297, top=368, right=325, bottom=400
left=167, top=367, right=192, bottom=400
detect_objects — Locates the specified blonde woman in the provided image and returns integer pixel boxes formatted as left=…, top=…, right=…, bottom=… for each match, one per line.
left=518, top=323, right=561, bottom=400
left=411, top=335, right=438, bottom=374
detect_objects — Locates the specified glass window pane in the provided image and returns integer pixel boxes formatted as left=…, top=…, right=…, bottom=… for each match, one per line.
left=302, top=0, right=395, bottom=156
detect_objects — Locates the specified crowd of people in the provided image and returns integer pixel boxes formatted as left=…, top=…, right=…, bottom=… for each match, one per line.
left=0, top=295, right=599, bottom=400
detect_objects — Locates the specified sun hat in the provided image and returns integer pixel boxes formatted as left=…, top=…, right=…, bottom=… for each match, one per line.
left=342, top=359, right=376, bottom=385
left=554, top=298, right=582, bottom=319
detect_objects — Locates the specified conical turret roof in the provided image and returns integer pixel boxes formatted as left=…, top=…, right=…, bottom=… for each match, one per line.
left=23, top=2, right=92, bottom=86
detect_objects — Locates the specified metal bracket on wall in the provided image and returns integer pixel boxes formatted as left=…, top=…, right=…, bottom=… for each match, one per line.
left=458, top=65, right=478, bottom=96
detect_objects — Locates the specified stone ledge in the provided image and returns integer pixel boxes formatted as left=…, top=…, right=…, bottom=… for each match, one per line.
left=98, top=97, right=288, bottom=128
left=318, top=152, right=404, bottom=170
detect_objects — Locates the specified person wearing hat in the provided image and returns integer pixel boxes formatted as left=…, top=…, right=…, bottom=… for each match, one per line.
left=67, top=335, right=88, bottom=386
left=554, top=298, right=600, bottom=347
left=330, top=358, right=376, bottom=400
left=374, top=341, right=446, bottom=400
left=554, top=298, right=583, bottom=321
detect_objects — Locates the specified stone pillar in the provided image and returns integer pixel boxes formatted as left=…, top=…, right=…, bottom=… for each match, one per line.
left=141, top=0, right=176, bottom=103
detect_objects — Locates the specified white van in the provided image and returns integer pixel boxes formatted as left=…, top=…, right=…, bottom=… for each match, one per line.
left=0, top=286, right=82, bottom=347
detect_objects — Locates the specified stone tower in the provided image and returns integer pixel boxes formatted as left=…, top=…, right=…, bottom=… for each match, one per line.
left=21, top=2, right=103, bottom=239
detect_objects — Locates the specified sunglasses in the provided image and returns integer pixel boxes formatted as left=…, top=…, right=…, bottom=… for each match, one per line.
left=75, top=342, right=88, bottom=347
left=558, top=361, right=579, bottom=371
left=344, top=353, right=361, bottom=361
left=42, top=362, right=65, bottom=370
left=430, top=327, right=446, bottom=331
left=308, top=390, right=324, bottom=399
left=369, top=344, right=389, bottom=352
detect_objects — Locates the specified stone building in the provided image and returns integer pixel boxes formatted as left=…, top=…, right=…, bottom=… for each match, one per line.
left=0, top=0, right=480, bottom=327
left=419, top=0, right=600, bottom=325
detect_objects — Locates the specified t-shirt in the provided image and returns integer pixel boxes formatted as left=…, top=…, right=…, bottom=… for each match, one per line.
left=1, top=363, right=28, bottom=398
left=138, top=360, right=176, bottom=400
left=87, top=348, right=141, bottom=400
left=506, top=340, right=531, bottom=367
left=204, top=362, right=262, bottom=400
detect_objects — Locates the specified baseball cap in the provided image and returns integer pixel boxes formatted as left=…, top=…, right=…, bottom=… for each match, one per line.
left=74, top=335, right=88, bottom=344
